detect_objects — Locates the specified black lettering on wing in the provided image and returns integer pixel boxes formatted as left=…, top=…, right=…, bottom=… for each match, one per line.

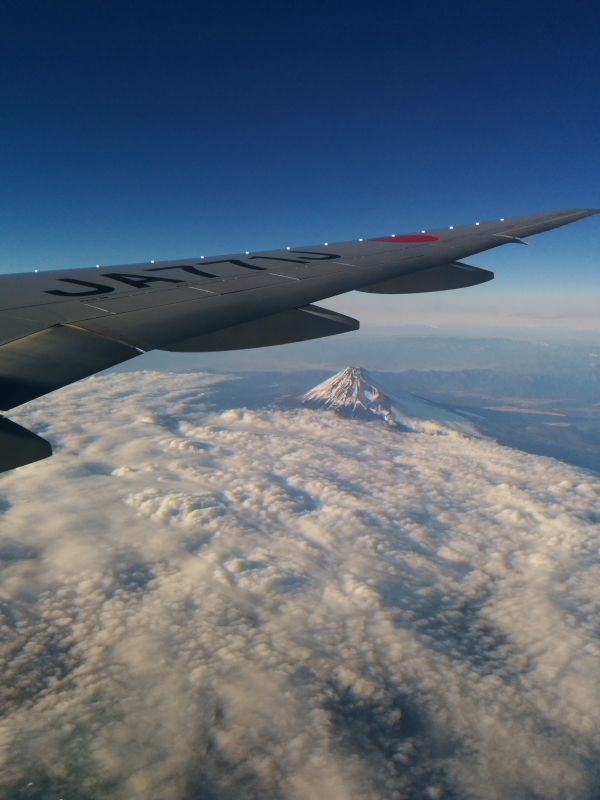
left=104, top=273, right=184, bottom=288
left=45, top=279, right=116, bottom=297
left=200, top=259, right=267, bottom=272
left=249, top=255, right=309, bottom=264
left=146, top=264, right=219, bottom=278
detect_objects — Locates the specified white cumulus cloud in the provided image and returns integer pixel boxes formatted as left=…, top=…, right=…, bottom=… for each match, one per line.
left=0, top=370, right=599, bottom=799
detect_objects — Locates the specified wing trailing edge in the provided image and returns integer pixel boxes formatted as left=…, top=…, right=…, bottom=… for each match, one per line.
left=0, top=325, right=140, bottom=411
left=164, top=303, right=359, bottom=352
left=0, top=304, right=359, bottom=411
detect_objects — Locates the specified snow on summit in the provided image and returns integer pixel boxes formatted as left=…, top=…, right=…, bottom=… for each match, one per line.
left=302, top=366, right=479, bottom=434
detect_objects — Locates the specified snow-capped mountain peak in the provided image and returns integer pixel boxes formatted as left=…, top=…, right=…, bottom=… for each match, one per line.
left=302, top=366, right=479, bottom=435
left=302, top=367, right=397, bottom=424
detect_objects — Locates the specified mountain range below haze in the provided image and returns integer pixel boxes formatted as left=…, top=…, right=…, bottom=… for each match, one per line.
left=112, top=332, right=600, bottom=474
left=143, top=363, right=599, bottom=475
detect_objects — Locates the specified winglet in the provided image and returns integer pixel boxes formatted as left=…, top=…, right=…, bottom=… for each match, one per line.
left=495, top=207, right=599, bottom=240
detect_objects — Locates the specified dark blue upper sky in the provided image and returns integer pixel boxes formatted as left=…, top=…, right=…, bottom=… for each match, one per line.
left=1, top=0, right=598, bottom=315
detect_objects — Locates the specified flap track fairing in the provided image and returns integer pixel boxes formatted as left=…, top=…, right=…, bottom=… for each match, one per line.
left=357, top=261, right=494, bottom=294
left=163, top=303, right=359, bottom=352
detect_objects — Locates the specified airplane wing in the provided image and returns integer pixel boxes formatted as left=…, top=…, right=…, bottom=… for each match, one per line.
left=0, top=207, right=597, bottom=471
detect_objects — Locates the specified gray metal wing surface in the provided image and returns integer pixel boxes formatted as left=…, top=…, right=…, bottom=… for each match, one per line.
left=0, top=207, right=597, bottom=470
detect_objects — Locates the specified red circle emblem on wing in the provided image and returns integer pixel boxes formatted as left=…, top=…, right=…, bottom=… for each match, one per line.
left=370, top=234, right=441, bottom=243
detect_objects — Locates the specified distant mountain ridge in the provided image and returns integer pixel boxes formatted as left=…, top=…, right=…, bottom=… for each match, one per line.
left=302, top=366, right=479, bottom=435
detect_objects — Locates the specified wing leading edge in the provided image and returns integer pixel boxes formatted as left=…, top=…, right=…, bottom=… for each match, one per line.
left=0, top=207, right=597, bottom=470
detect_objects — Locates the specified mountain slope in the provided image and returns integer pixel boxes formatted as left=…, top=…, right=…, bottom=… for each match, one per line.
left=302, top=366, right=479, bottom=435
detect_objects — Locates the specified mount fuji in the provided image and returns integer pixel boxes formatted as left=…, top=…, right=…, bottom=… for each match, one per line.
left=302, top=366, right=480, bottom=435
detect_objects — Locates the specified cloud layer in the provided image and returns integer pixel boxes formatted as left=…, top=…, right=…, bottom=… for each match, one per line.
left=1, top=370, right=599, bottom=799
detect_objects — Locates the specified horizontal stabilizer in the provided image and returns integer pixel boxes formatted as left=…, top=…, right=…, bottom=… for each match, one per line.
left=164, top=304, right=359, bottom=352
left=0, top=416, right=52, bottom=471
left=357, top=262, right=494, bottom=294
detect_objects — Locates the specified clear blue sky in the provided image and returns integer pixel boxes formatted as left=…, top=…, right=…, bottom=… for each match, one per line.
left=0, top=1, right=598, bottom=328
